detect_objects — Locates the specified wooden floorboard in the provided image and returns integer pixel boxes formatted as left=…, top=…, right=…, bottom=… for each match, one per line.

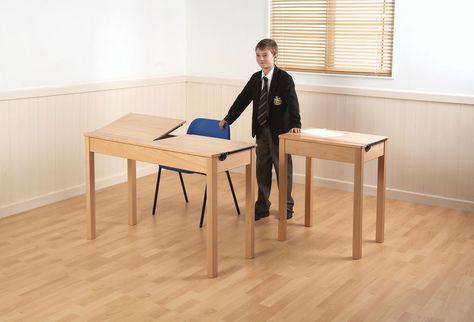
left=0, top=171, right=473, bottom=321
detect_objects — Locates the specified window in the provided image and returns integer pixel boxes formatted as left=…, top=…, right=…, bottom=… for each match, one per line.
left=271, top=0, right=395, bottom=76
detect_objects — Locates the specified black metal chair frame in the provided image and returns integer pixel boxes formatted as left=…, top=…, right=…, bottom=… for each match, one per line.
left=152, top=166, right=240, bottom=227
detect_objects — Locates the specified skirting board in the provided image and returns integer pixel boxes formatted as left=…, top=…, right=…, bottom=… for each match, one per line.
left=292, top=173, right=474, bottom=213
left=0, top=165, right=158, bottom=219
left=230, top=167, right=473, bottom=213
left=2, top=168, right=472, bottom=219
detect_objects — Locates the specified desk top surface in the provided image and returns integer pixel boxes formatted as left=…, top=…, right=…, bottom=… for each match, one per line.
left=86, top=113, right=186, bottom=142
left=153, top=135, right=255, bottom=157
left=85, top=113, right=255, bottom=157
left=280, top=128, right=388, bottom=148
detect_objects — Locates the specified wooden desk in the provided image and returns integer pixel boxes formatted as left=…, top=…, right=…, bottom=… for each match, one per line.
left=278, top=129, right=388, bottom=259
left=84, top=113, right=256, bottom=278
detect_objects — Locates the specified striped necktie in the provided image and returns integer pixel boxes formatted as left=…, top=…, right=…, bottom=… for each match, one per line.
left=257, top=76, right=268, bottom=126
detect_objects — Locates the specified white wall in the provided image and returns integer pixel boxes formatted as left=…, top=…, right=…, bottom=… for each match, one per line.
left=186, top=0, right=267, bottom=79
left=0, top=0, right=186, bottom=90
left=187, top=0, right=474, bottom=96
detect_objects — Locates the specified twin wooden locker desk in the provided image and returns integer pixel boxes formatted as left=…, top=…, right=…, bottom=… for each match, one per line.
left=84, top=113, right=256, bottom=278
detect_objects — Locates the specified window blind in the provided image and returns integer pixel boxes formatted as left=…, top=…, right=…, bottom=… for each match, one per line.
left=271, top=0, right=395, bottom=76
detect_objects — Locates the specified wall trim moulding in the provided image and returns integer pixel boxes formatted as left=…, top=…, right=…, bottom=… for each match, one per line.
left=0, top=166, right=158, bottom=219
left=2, top=75, right=472, bottom=105
left=230, top=168, right=473, bottom=213
left=0, top=76, right=187, bottom=101
left=292, top=174, right=474, bottom=214
left=186, top=75, right=474, bottom=105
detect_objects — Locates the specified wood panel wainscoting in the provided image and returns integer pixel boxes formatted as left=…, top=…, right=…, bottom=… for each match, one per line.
left=1, top=76, right=473, bottom=218
left=186, top=76, right=474, bottom=213
left=0, top=172, right=473, bottom=320
left=0, top=77, right=186, bottom=218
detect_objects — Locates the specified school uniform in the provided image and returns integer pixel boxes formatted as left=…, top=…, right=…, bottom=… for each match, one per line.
left=223, top=65, right=301, bottom=219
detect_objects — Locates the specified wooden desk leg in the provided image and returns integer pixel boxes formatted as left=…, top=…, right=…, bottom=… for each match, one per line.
left=245, top=147, right=256, bottom=259
left=127, top=159, right=137, bottom=226
left=376, top=145, right=386, bottom=243
left=85, top=137, right=96, bottom=240
left=353, top=149, right=364, bottom=259
left=305, top=157, right=313, bottom=227
left=207, top=157, right=218, bottom=278
left=278, top=138, right=288, bottom=241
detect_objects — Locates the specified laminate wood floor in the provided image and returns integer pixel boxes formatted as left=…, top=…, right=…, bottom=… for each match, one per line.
left=1, top=171, right=473, bottom=321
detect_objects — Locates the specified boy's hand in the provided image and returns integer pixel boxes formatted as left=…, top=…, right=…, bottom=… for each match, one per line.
left=219, top=119, right=227, bottom=130
left=289, top=128, right=301, bottom=133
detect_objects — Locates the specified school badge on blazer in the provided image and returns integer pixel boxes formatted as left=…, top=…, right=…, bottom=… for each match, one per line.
left=273, top=96, right=282, bottom=106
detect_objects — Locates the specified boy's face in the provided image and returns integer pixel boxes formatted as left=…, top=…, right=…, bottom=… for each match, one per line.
left=256, top=48, right=277, bottom=73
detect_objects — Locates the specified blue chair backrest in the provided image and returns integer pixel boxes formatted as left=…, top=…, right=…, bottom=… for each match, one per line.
left=187, top=118, right=230, bottom=140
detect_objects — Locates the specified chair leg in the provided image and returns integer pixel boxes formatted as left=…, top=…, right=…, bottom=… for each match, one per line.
left=152, top=167, right=162, bottom=215
left=178, top=172, right=189, bottom=202
left=226, top=171, right=240, bottom=215
left=200, top=171, right=240, bottom=227
left=200, top=185, right=207, bottom=228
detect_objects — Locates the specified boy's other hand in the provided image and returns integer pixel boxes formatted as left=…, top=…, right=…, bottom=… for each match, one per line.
left=289, top=128, right=301, bottom=133
left=219, top=119, right=227, bottom=130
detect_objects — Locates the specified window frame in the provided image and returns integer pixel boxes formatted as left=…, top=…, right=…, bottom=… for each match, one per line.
left=269, top=0, right=396, bottom=78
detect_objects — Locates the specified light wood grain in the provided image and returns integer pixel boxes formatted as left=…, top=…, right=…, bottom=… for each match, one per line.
left=207, top=157, right=218, bottom=278
left=89, top=113, right=186, bottom=142
left=152, top=135, right=255, bottom=157
left=280, top=130, right=388, bottom=148
left=85, top=137, right=95, bottom=240
left=353, top=148, right=364, bottom=259
left=376, top=143, right=387, bottom=243
left=1, top=172, right=473, bottom=321
left=278, top=138, right=288, bottom=241
left=245, top=147, right=256, bottom=259
left=285, top=139, right=357, bottom=163
left=89, top=137, right=209, bottom=173
left=305, top=157, right=313, bottom=227
left=127, top=159, right=137, bottom=226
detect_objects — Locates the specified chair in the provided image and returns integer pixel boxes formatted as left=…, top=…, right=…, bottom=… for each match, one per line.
left=152, top=118, right=240, bottom=227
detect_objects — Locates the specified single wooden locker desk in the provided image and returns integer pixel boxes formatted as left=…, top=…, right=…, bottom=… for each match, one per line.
left=278, top=128, right=388, bottom=259
left=84, top=113, right=256, bottom=278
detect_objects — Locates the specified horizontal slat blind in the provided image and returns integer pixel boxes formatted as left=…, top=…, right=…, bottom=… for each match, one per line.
left=271, top=0, right=395, bottom=76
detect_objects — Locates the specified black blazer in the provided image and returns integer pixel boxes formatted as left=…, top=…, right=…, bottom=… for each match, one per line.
left=224, top=66, right=301, bottom=143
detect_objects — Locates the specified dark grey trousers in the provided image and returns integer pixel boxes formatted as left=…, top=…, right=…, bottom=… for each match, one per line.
left=255, top=125, right=294, bottom=214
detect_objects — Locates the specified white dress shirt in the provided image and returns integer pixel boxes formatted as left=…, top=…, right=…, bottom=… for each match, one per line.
left=261, top=66, right=275, bottom=90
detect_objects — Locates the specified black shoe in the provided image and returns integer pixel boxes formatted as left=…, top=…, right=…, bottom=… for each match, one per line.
left=255, top=211, right=270, bottom=221
left=287, top=212, right=293, bottom=219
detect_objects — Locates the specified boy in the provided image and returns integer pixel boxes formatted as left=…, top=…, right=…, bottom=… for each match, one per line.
left=219, top=38, right=301, bottom=221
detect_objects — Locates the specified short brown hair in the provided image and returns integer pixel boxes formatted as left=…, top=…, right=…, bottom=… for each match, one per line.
left=255, top=39, right=278, bottom=56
